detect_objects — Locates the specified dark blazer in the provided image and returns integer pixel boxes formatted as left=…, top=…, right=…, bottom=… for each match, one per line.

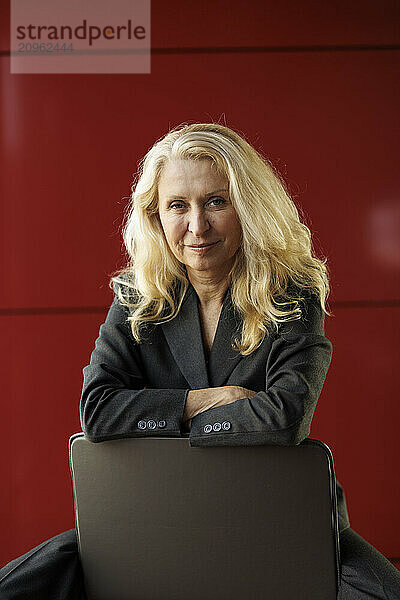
left=80, top=279, right=350, bottom=532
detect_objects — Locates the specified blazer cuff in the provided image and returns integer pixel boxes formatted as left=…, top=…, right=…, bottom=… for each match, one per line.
left=188, top=397, right=308, bottom=447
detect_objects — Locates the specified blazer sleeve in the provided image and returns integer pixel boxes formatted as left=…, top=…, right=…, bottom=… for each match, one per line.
left=80, top=295, right=188, bottom=443
left=189, top=291, right=333, bottom=447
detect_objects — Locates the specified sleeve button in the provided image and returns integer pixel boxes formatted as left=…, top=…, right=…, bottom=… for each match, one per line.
left=204, top=424, right=212, bottom=434
left=213, top=422, right=222, bottom=432
left=157, top=420, right=166, bottom=428
left=222, top=421, right=231, bottom=431
left=138, top=420, right=147, bottom=430
left=147, top=420, right=157, bottom=430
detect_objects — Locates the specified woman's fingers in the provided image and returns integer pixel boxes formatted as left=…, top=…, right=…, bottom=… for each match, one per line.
left=184, top=386, right=258, bottom=420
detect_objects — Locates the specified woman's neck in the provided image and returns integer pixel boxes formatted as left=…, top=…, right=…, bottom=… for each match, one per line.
left=186, top=270, right=230, bottom=308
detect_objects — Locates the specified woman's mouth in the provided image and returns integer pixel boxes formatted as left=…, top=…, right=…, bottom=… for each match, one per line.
left=186, top=241, right=219, bottom=253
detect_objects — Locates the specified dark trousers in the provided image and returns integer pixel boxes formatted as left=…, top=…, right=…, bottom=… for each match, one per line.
left=1, top=527, right=400, bottom=600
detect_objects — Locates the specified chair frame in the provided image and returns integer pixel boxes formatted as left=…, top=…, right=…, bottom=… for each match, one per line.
left=69, top=433, right=341, bottom=598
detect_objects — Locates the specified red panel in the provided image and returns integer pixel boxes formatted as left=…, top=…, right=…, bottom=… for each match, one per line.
left=152, top=0, right=400, bottom=48
left=1, top=0, right=399, bottom=52
left=1, top=50, right=398, bottom=308
left=2, top=305, right=399, bottom=565
left=0, top=310, right=108, bottom=566
left=311, top=305, right=400, bottom=557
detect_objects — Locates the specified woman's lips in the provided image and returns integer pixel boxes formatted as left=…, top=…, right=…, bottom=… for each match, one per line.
left=186, top=241, right=219, bottom=252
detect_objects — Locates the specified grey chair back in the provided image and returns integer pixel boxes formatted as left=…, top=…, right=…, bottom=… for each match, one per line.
left=69, top=435, right=340, bottom=600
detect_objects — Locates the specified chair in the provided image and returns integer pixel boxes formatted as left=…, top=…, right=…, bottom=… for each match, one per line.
left=69, top=434, right=340, bottom=600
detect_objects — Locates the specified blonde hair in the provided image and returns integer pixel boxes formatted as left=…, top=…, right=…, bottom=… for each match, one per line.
left=111, top=122, right=331, bottom=355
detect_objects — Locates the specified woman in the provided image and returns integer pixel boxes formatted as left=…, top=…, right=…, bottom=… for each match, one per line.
left=1, top=123, right=399, bottom=599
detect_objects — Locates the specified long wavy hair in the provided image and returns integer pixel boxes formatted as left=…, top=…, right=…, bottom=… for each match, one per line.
left=111, top=122, right=331, bottom=355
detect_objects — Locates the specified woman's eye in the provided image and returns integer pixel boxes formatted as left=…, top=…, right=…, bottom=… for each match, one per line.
left=168, top=197, right=226, bottom=210
left=208, top=196, right=225, bottom=207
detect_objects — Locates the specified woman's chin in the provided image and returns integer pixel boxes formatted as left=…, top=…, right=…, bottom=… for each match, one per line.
left=184, top=256, right=234, bottom=279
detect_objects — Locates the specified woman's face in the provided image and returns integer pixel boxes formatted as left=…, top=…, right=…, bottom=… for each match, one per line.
left=157, top=158, right=242, bottom=281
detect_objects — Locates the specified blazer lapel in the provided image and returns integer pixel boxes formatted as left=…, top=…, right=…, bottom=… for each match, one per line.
left=160, top=284, right=210, bottom=389
left=161, top=283, right=244, bottom=390
left=207, top=287, right=243, bottom=387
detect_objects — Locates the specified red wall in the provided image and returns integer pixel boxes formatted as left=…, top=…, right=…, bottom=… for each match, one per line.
left=1, top=0, right=399, bottom=566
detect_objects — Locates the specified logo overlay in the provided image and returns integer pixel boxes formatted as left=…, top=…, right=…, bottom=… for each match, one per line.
left=10, top=0, right=150, bottom=74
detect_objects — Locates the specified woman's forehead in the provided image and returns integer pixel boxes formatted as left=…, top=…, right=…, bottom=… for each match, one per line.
left=158, top=158, right=228, bottom=191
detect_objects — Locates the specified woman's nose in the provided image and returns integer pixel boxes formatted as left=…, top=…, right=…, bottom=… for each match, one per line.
left=187, top=209, right=210, bottom=236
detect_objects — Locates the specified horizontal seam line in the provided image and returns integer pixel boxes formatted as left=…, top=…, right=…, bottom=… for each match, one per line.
left=0, top=45, right=399, bottom=57
left=153, top=44, right=400, bottom=53
left=1, top=299, right=399, bottom=317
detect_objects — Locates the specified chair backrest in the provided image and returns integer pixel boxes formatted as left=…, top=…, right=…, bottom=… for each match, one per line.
left=69, top=435, right=340, bottom=600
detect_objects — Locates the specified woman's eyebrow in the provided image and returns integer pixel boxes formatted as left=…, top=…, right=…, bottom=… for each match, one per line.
left=206, top=188, right=228, bottom=196
left=167, top=189, right=228, bottom=200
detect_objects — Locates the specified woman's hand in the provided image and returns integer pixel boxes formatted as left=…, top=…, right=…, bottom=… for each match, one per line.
left=183, top=386, right=257, bottom=422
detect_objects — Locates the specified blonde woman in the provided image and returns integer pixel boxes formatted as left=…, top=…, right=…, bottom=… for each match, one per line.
left=1, top=123, right=399, bottom=599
